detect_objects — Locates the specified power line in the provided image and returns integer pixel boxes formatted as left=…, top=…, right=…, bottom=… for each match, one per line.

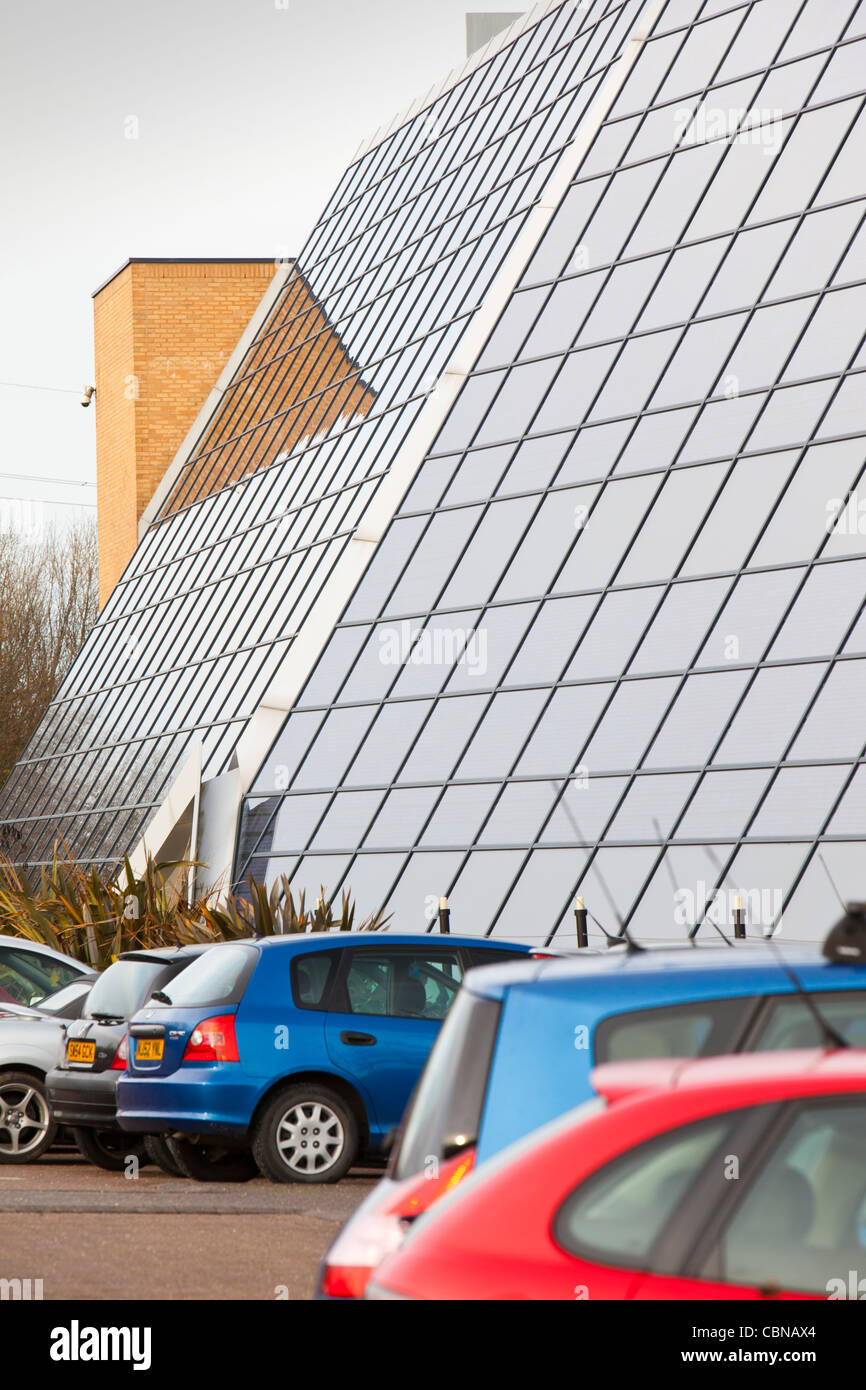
left=0, top=496, right=96, bottom=509
left=0, top=472, right=95, bottom=488
left=0, top=379, right=82, bottom=396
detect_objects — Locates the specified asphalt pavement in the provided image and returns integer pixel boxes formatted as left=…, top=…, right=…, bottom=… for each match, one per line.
left=0, top=1152, right=378, bottom=1300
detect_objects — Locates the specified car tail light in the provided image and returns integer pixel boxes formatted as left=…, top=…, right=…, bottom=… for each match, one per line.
left=318, top=1212, right=408, bottom=1300
left=110, top=1035, right=129, bottom=1070
left=182, top=1014, right=239, bottom=1063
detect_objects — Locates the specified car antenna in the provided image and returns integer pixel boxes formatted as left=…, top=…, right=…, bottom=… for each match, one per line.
left=687, top=845, right=735, bottom=947
left=549, top=782, right=643, bottom=952
left=652, top=819, right=726, bottom=948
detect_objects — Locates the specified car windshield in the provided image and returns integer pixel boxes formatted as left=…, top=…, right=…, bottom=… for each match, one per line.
left=0, top=945, right=84, bottom=1007
left=394, top=988, right=501, bottom=1180
left=85, top=959, right=176, bottom=1020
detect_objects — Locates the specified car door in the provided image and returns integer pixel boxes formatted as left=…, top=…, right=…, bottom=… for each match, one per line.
left=324, top=945, right=464, bottom=1136
left=632, top=1095, right=866, bottom=1300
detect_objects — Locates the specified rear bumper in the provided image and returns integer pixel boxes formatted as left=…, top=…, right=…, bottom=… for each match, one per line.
left=115, top=1068, right=257, bottom=1138
left=47, top=1067, right=120, bottom=1129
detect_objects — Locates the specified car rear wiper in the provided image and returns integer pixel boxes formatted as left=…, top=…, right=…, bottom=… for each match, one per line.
left=89, top=1011, right=124, bottom=1024
left=150, top=990, right=173, bottom=1005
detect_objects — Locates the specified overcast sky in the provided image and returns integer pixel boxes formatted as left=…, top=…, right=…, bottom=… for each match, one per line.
left=0, top=0, right=520, bottom=529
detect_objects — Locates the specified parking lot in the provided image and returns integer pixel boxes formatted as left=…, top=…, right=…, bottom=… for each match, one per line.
left=0, top=1153, right=378, bottom=1301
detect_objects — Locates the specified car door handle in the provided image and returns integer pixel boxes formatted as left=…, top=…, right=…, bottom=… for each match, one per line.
left=340, top=1030, right=377, bottom=1046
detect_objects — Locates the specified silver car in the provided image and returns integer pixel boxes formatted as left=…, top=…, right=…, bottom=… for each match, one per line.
left=0, top=937, right=95, bottom=1163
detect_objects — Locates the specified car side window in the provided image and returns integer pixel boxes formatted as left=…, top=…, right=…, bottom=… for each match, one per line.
left=593, top=997, right=750, bottom=1064
left=0, top=946, right=82, bottom=1005
left=344, top=951, right=463, bottom=1020
left=554, top=1117, right=734, bottom=1268
left=750, top=992, right=866, bottom=1051
left=708, top=1099, right=866, bottom=1296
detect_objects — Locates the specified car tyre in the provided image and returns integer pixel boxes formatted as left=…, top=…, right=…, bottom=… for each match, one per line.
left=252, top=1084, right=358, bottom=1184
left=143, top=1134, right=186, bottom=1177
left=0, top=1071, right=57, bottom=1164
left=166, top=1136, right=258, bottom=1183
left=72, top=1127, right=148, bottom=1173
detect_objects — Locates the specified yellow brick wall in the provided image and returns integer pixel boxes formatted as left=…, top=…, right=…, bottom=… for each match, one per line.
left=93, top=260, right=276, bottom=606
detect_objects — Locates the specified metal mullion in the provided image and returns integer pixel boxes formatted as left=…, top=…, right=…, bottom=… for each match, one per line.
left=612, top=334, right=866, bottom=938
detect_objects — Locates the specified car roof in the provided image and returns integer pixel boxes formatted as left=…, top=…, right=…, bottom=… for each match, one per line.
left=463, top=938, right=865, bottom=1003
left=253, top=932, right=529, bottom=953
left=0, top=935, right=94, bottom=972
left=117, top=944, right=211, bottom=964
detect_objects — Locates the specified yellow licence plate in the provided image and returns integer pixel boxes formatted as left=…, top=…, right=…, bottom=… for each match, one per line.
left=67, top=1040, right=96, bottom=1065
left=135, top=1039, right=164, bottom=1062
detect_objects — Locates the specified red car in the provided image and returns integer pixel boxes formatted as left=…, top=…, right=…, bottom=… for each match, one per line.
left=367, top=1048, right=866, bottom=1300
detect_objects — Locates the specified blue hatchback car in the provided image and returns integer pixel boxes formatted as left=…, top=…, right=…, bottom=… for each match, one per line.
left=394, top=938, right=866, bottom=1179
left=116, top=933, right=531, bottom=1182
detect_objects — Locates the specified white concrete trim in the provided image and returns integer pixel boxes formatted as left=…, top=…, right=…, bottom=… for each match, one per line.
left=136, top=261, right=292, bottom=540
left=130, top=0, right=664, bottom=895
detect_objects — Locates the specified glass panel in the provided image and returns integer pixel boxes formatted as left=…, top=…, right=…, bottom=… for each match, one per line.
left=779, top=842, right=866, bottom=941
left=617, top=463, right=727, bottom=584
left=346, top=700, right=434, bottom=786
left=716, top=842, right=809, bottom=936
left=447, top=849, right=525, bottom=936
left=753, top=439, right=865, bottom=566
left=554, top=474, right=662, bottom=593
left=650, top=314, right=749, bottom=409
left=696, top=569, right=804, bottom=668
left=382, top=853, right=466, bottom=934
left=541, top=773, right=629, bottom=845
left=441, top=445, right=514, bottom=506
left=516, top=683, right=613, bottom=777
left=567, top=587, right=662, bottom=681
left=583, top=677, right=681, bottom=771
left=589, top=328, right=682, bottom=421
left=496, top=433, right=572, bottom=494
left=789, top=659, right=866, bottom=761
left=385, top=507, right=483, bottom=615
left=606, top=772, right=696, bottom=841
left=495, top=848, right=587, bottom=943
left=783, top=284, right=866, bottom=383
left=614, top=406, right=699, bottom=474
left=310, top=790, right=384, bottom=850
left=495, top=486, right=601, bottom=602
left=636, top=240, right=728, bottom=331
left=503, top=595, right=597, bottom=686
left=770, top=559, right=866, bottom=661
left=523, top=271, right=607, bottom=357
left=363, top=787, right=442, bottom=849
left=676, top=769, right=772, bottom=840
left=439, top=496, right=538, bottom=608
left=420, top=783, right=501, bottom=846
left=682, top=452, right=796, bottom=575
left=644, top=669, right=751, bottom=769
left=478, top=781, right=556, bottom=846
left=250, top=710, right=325, bottom=793
left=445, top=603, right=536, bottom=693
left=746, top=379, right=838, bottom=452
left=826, top=762, right=866, bottom=834
left=532, top=344, right=621, bottom=433
left=294, top=706, right=377, bottom=788
left=766, top=203, right=866, bottom=300
left=700, top=221, right=796, bottom=316
left=750, top=99, right=863, bottom=224
left=749, top=764, right=851, bottom=838
left=629, top=578, right=730, bottom=674
left=455, top=689, right=550, bottom=779
left=396, top=696, right=489, bottom=783
left=714, top=663, right=827, bottom=765
left=270, top=794, right=331, bottom=853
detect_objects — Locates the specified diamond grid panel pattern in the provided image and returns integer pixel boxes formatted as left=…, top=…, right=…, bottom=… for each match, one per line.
left=0, top=0, right=643, bottom=866
left=237, top=0, right=866, bottom=945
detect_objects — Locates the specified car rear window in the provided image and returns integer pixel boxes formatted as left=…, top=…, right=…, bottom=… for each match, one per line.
left=394, top=988, right=501, bottom=1180
left=593, top=997, right=750, bottom=1064
left=85, top=959, right=177, bottom=1019
left=159, top=945, right=257, bottom=1008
